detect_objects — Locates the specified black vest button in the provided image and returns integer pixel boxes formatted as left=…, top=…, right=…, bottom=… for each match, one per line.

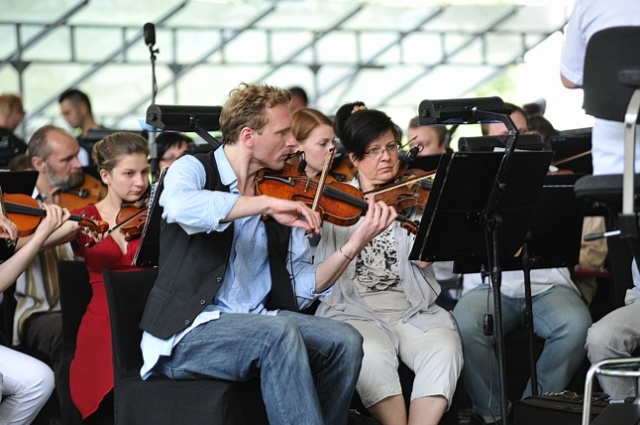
left=184, top=319, right=190, bottom=325
left=200, top=299, right=206, bottom=305
left=216, top=277, right=222, bottom=282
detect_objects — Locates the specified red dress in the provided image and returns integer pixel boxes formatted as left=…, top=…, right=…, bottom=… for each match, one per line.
left=69, top=204, right=143, bottom=418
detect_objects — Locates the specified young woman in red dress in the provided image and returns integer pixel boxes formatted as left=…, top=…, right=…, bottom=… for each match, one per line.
left=44, top=132, right=150, bottom=423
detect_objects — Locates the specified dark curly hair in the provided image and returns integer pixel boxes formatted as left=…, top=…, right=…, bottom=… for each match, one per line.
left=333, top=101, right=402, bottom=160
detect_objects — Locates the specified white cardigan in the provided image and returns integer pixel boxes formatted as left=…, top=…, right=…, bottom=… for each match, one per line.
left=314, top=215, right=456, bottom=349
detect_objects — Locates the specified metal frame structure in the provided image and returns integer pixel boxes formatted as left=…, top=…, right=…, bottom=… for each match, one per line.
left=0, top=1, right=570, bottom=133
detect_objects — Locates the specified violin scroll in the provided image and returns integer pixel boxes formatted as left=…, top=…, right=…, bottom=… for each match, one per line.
left=77, top=214, right=109, bottom=236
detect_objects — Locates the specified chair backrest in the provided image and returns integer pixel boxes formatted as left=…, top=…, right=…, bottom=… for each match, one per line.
left=103, top=267, right=158, bottom=381
left=57, top=260, right=91, bottom=425
left=58, top=260, right=92, bottom=350
left=583, top=26, right=640, bottom=122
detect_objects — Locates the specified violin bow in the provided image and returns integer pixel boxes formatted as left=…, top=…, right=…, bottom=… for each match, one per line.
left=310, top=148, right=336, bottom=213
left=364, top=170, right=436, bottom=198
left=551, top=149, right=592, bottom=167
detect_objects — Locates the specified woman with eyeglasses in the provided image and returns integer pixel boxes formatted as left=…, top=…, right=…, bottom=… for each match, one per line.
left=313, top=101, right=463, bottom=425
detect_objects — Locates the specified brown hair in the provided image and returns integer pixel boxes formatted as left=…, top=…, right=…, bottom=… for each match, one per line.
left=8, top=153, right=34, bottom=171
left=219, top=83, right=291, bottom=145
left=480, top=102, right=529, bottom=135
left=408, top=116, right=447, bottom=148
left=92, top=132, right=149, bottom=173
left=291, top=107, right=333, bottom=143
left=28, top=125, right=69, bottom=161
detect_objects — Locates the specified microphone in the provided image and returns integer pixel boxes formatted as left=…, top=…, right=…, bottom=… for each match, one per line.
left=407, top=145, right=422, bottom=162
left=298, top=156, right=307, bottom=174
left=143, top=22, right=156, bottom=47
left=285, top=151, right=307, bottom=173
left=400, top=135, right=421, bottom=162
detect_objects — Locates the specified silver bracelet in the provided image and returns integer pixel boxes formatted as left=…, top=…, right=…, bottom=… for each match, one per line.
left=339, top=246, right=354, bottom=261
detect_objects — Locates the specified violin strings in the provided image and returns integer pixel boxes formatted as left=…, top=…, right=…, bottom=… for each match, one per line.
left=6, top=202, right=47, bottom=217
left=5, top=201, right=90, bottom=223
left=366, top=173, right=434, bottom=197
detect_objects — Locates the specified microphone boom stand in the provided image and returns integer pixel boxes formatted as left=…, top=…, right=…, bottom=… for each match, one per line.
left=473, top=109, right=520, bottom=425
left=147, top=35, right=160, bottom=182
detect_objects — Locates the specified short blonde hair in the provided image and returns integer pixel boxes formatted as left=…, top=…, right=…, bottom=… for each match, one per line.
left=219, top=83, right=291, bottom=145
left=0, top=94, right=24, bottom=118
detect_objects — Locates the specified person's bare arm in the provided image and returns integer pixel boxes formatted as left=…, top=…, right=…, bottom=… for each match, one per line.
left=0, top=204, right=70, bottom=291
left=561, top=73, right=582, bottom=89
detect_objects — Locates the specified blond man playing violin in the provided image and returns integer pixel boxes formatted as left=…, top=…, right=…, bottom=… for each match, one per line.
left=139, top=82, right=397, bottom=425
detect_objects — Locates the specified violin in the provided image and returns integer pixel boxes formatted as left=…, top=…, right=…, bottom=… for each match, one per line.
left=58, top=174, right=108, bottom=210
left=115, top=197, right=149, bottom=242
left=329, top=142, right=357, bottom=183
left=0, top=190, right=109, bottom=237
left=255, top=163, right=419, bottom=234
left=83, top=190, right=151, bottom=248
left=364, top=168, right=434, bottom=215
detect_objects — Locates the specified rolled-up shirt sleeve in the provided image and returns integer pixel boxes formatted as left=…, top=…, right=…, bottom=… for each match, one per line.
left=160, top=154, right=240, bottom=234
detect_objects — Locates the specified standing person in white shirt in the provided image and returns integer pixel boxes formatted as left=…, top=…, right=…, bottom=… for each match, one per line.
left=561, top=0, right=640, bottom=402
left=560, top=0, right=640, bottom=176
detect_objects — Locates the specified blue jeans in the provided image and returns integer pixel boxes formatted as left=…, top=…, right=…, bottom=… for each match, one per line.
left=154, top=310, right=363, bottom=425
left=452, top=284, right=591, bottom=422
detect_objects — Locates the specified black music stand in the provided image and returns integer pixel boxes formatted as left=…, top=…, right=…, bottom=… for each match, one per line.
left=133, top=167, right=167, bottom=267
left=458, top=133, right=546, bottom=152
left=409, top=151, right=551, bottom=263
left=407, top=153, right=442, bottom=174
left=453, top=173, right=585, bottom=273
left=0, top=171, right=38, bottom=196
left=409, top=149, right=552, bottom=423
left=452, top=172, right=585, bottom=397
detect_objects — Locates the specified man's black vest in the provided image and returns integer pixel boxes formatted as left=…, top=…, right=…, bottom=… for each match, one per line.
left=140, top=151, right=299, bottom=339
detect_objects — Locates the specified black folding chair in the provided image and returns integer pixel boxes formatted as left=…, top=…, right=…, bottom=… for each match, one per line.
left=571, top=26, right=640, bottom=425
left=103, top=268, right=268, bottom=425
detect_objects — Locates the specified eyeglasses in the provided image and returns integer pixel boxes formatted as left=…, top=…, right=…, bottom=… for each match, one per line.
left=363, top=141, right=399, bottom=158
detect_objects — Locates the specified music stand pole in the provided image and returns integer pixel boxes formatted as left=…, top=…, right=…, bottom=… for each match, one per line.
left=521, top=236, right=539, bottom=397
left=476, top=110, right=520, bottom=425
left=486, top=213, right=510, bottom=424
